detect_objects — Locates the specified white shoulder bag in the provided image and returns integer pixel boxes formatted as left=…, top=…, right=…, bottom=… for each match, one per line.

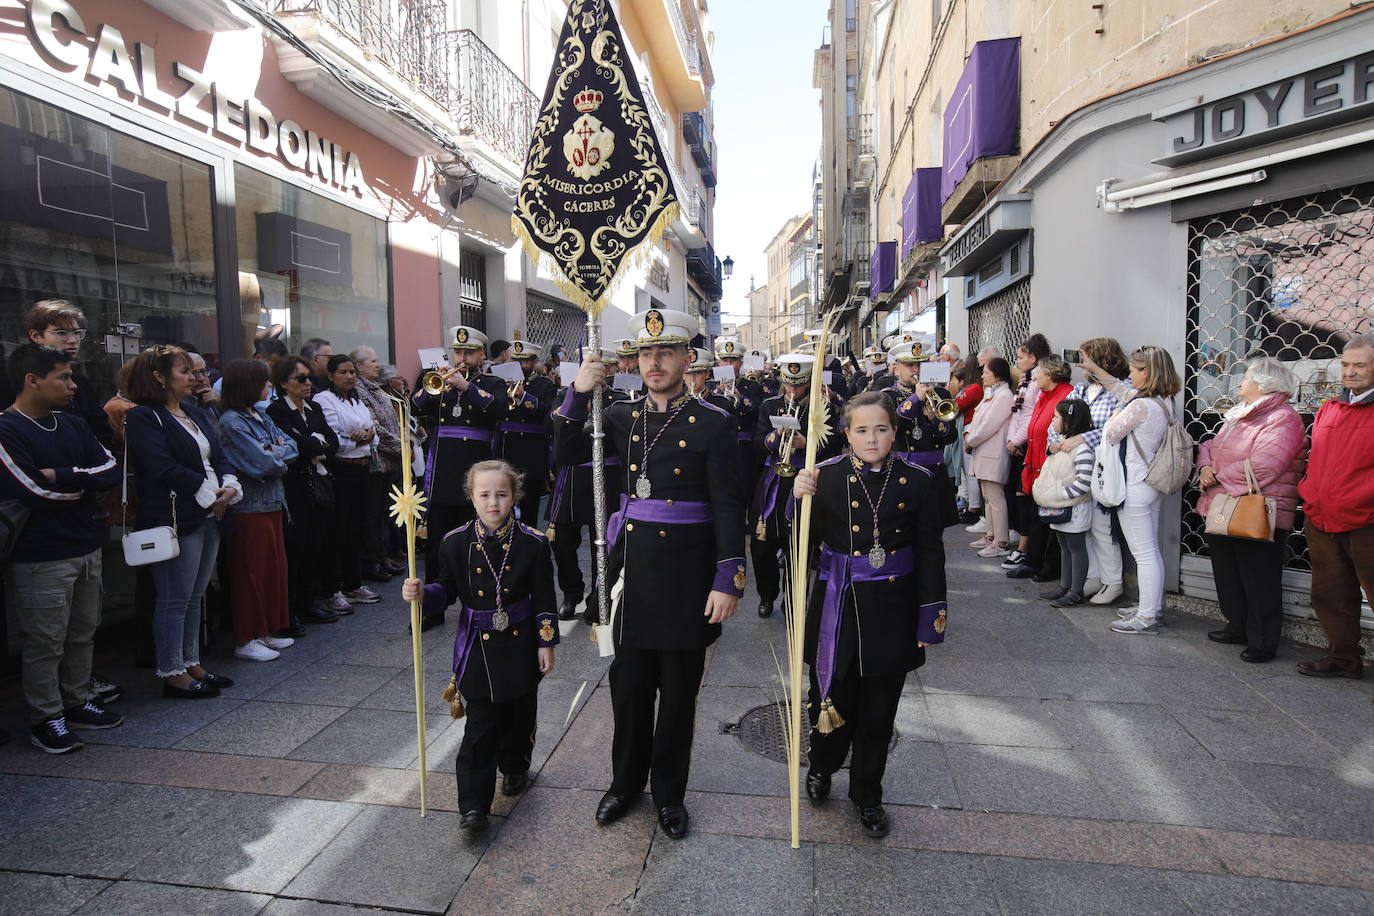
left=121, top=411, right=180, bottom=566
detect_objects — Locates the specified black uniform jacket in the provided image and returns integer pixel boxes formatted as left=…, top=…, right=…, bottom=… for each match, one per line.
left=552, top=385, right=745, bottom=651
left=499, top=373, right=558, bottom=488
left=546, top=387, right=626, bottom=526
left=799, top=453, right=947, bottom=680
left=882, top=383, right=958, bottom=452
left=750, top=389, right=846, bottom=541
left=413, top=372, right=508, bottom=506
left=423, top=518, right=558, bottom=702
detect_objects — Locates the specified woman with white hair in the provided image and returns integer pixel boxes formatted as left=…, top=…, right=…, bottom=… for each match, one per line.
left=1195, top=356, right=1306, bottom=662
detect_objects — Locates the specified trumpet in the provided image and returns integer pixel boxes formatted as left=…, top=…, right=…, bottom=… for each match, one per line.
left=507, top=376, right=526, bottom=409
left=421, top=364, right=468, bottom=395
left=932, top=398, right=960, bottom=422
left=774, top=395, right=800, bottom=478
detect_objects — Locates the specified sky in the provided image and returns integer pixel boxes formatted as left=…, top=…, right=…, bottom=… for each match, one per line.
left=708, top=0, right=830, bottom=325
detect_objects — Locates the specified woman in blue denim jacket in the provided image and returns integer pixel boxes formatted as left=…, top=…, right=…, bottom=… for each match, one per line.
left=218, top=360, right=299, bottom=662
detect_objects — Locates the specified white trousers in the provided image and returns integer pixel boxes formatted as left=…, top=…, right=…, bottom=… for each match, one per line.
left=1085, top=503, right=1123, bottom=587
left=1118, top=486, right=1164, bottom=618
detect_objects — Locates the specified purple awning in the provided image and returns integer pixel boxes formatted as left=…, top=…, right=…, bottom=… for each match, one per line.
left=901, top=168, right=944, bottom=258
left=941, top=38, right=1020, bottom=202
left=870, top=240, right=897, bottom=294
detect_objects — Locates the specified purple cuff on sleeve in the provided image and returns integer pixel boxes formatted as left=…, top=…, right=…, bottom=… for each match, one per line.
left=558, top=387, right=591, bottom=420
left=713, top=558, right=746, bottom=597
left=421, top=583, right=447, bottom=618
left=917, top=601, right=947, bottom=645
left=413, top=389, right=435, bottom=408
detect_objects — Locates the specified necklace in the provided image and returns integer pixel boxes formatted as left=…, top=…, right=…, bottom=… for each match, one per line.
left=851, top=455, right=893, bottom=569
left=11, top=406, right=57, bottom=432
left=634, top=392, right=690, bottom=499
left=473, top=520, right=514, bottom=630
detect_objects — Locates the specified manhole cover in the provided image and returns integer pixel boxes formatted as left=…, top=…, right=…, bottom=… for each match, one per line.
left=732, top=702, right=897, bottom=764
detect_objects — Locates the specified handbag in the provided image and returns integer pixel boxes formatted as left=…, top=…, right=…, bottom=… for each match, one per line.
left=1135, top=398, right=1194, bottom=494
left=1203, top=458, right=1276, bottom=541
left=1037, top=504, right=1073, bottom=524
left=1092, top=438, right=1128, bottom=509
left=120, top=411, right=181, bottom=566
left=306, top=467, right=336, bottom=514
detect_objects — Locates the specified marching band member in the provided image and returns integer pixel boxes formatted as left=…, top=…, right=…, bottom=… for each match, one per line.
left=711, top=338, right=765, bottom=506
left=497, top=339, right=558, bottom=525
left=886, top=342, right=960, bottom=525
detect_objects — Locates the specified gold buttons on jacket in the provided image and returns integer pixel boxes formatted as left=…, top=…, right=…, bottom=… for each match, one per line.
left=630, top=464, right=638, bottom=471
left=659, top=530, right=666, bottom=538
left=898, top=503, right=905, bottom=509
left=688, top=416, right=696, bottom=423
left=852, top=525, right=860, bottom=532
left=632, top=434, right=641, bottom=442
left=666, top=499, right=674, bottom=506
left=477, top=590, right=484, bottom=597
left=899, top=477, right=907, bottom=484
left=476, top=567, right=483, bottom=574
left=849, top=476, right=857, bottom=483
left=674, top=468, right=681, bottom=475
left=851, top=501, right=860, bottom=508
left=679, top=440, right=686, bottom=447
left=632, top=410, right=640, bottom=417
left=482, top=633, right=490, bottom=641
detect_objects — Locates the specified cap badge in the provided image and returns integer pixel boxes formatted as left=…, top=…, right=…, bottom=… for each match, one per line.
left=456, top=328, right=469, bottom=344
left=646, top=310, right=664, bottom=337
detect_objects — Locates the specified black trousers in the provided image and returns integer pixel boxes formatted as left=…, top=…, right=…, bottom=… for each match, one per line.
left=455, top=691, right=538, bottom=815
left=807, top=665, right=905, bottom=809
left=362, top=470, right=396, bottom=568
left=1022, top=514, right=1062, bottom=576
left=284, top=485, right=328, bottom=616
left=423, top=501, right=475, bottom=590
left=750, top=535, right=785, bottom=603
left=329, top=462, right=369, bottom=592
left=551, top=521, right=602, bottom=609
left=516, top=488, right=544, bottom=531
left=608, top=646, right=707, bottom=807
left=1207, top=530, right=1289, bottom=652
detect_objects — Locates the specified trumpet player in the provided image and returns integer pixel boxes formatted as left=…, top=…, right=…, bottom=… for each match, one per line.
left=413, top=326, right=509, bottom=628
left=749, top=354, right=846, bottom=618
left=884, top=342, right=960, bottom=526
left=497, top=339, right=558, bottom=526
left=712, top=338, right=766, bottom=506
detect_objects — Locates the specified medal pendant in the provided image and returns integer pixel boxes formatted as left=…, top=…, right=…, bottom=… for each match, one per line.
left=868, top=545, right=886, bottom=569
left=635, top=474, right=652, bottom=499
left=492, top=609, right=509, bottom=632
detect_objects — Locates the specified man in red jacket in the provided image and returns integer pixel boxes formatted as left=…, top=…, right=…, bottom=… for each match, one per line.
left=1296, top=335, right=1374, bottom=679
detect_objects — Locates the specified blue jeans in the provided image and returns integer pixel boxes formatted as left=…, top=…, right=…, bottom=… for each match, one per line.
left=151, top=522, right=220, bottom=677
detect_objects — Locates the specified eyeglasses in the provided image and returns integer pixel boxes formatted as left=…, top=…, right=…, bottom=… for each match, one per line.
left=50, top=328, right=86, bottom=341
left=290, top=374, right=311, bottom=384
left=190, top=369, right=209, bottom=378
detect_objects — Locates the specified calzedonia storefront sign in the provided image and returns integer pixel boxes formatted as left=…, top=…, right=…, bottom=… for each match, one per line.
left=27, top=0, right=366, bottom=195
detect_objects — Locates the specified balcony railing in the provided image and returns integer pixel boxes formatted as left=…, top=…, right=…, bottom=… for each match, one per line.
left=666, top=0, right=702, bottom=77
left=452, top=29, right=540, bottom=167
left=687, top=244, right=723, bottom=297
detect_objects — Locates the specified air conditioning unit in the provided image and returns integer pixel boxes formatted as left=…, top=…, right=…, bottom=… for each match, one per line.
left=964, top=235, right=1032, bottom=307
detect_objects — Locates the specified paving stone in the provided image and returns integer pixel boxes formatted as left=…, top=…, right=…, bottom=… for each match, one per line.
left=813, top=846, right=998, bottom=914
left=173, top=701, right=347, bottom=758
left=282, top=806, right=473, bottom=911
left=912, top=657, right=1039, bottom=697
left=1078, top=750, right=1286, bottom=832
left=319, top=632, right=419, bottom=668
left=0, top=871, right=111, bottom=915
left=984, top=856, right=1191, bottom=914
left=535, top=684, right=615, bottom=791
left=1168, top=706, right=1348, bottom=769
left=686, top=685, right=790, bottom=797
left=1127, top=667, right=1274, bottom=713
left=77, top=695, right=244, bottom=749
left=1016, top=661, right=1159, bottom=702
left=1206, top=829, right=1374, bottom=890
left=1038, top=699, right=1208, bottom=757
left=211, top=656, right=315, bottom=699
left=1164, top=869, right=1374, bottom=914
left=1220, top=760, right=1374, bottom=843
left=924, top=695, right=1071, bottom=748
left=54, top=744, right=325, bottom=797
left=286, top=708, right=453, bottom=768
left=630, top=833, right=812, bottom=915
left=74, top=881, right=270, bottom=914
left=356, top=664, right=459, bottom=717
left=260, top=899, right=415, bottom=915
left=294, top=762, right=460, bottom=813
left=255, top=663, right=399, bottom=708
left=880, top=738, right=963, bottom=809
left=943, top=745, right=1116, bottom=819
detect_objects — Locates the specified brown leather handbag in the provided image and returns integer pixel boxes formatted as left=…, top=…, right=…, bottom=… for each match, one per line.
left=1203, top=459, right=1276, bottom=541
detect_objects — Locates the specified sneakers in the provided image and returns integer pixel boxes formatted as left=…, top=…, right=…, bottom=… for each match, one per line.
left=1090, top=583, right=1124, bottom=605
left=261, top=635, right=295, bottom=650
left=64, top=700, right=124, bottom=730
left=234, top=639, right=281, bottom=661
left=977, top=544, right=1009, bottom=558
left=89, top=674, right=122, bottom=705
left=968, top=536, right=992, bottom=549
left=31, top=716, right=83, bottom=754
left=323, top=592, right=354, bottom=615
left=1001, top=550, right=1026, bottom=569
left=343, top=586, right=381, bottom=604
left=1110, top=614, right=1160, bottom=635
left=965, top=517, right=988, bottom=533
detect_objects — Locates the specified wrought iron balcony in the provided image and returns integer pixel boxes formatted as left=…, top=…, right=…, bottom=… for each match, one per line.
left=666, top=0, right=703, bottom=77
left=687, top=245, right=723, bottom=298
left=451, top=29, right=541, bottom=167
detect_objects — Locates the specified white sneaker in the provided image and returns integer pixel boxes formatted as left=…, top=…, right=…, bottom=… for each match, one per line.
left=261, top=635, right=295, bottom=650
left=1115, top=606, right=1137, bottom=620
left=1090, top=584, right=1124, bottom=606
left=965, top=517, right=988, bottom=533
left=1110, top=614, right=1160, bottom=635
left=1007, top=529, right=1019, bottom=543
left=234, top=639, right=280, bottom=661
left=977, top=544, right=1010, bottom=558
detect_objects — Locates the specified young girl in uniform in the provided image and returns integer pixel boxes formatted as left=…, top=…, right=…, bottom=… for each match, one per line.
left=402, top=459, right=557, bottom=829
left=791, top=391, right=948, bottom=839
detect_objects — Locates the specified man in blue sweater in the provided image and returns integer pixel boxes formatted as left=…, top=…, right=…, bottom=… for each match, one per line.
left=0, top=344, right=123, bottom=753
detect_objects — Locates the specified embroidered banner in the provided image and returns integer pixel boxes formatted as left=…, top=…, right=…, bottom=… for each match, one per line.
left=512, top=0, right=680, bottom=316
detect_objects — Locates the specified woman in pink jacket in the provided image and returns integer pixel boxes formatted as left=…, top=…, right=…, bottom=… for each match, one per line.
left=1195, top=357, right=1306, bottom=663
left=964, top=358, right=1014, bottom=557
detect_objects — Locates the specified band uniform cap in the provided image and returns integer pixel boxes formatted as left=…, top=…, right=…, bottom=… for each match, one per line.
left=775, top=352, right=815, bottom=384
left=630, top=307, right=695, bottom=348
left=583, top=345, right=619, bottom=364
left=510, top=339, right=543, bottom=360
left=449, top=325, right=488, bottom=351
left=888, top=341, right=923, bottom=364
left=685, top=347, right=714, bottom=371
left=613, top=337, right=638, bottom=357
left=714, top=337, right=743, bottom=358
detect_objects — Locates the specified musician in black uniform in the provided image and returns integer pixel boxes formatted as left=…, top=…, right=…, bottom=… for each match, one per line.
left=749, top=349, right=780, bottom=399
left=553, top=308, right=745, bottom=841
left=547, top=348, right=624, bottom=622
left=402, top=459, right=558, bottom=830
left=853, top=347, right=894, bottom=396
left=791, top=391, right=948, bottom=838
left=749, top=354, right=846, bottom=618
left=414, top=326, right=508, bottom=628
left=498, top=339, right=558, bottom=525
left=710, top=338, right=765, bottom=506
left=884, top=342, right=961, bottom=528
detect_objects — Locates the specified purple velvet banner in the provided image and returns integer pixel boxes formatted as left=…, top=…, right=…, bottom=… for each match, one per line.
left=941, top=37, right=1020, bottom=202
left=870, top=240, right=897, bottom=294
left=901, top=167, right=944, bottom=259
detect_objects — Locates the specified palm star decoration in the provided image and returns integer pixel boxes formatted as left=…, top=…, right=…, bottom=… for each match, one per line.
left=389, top=481, right=426, bottom=529
left=814, top=400, right=834, bottom=448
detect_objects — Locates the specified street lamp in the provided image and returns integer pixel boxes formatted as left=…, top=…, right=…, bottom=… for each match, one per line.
left=722, top=255, right=734, bottom=280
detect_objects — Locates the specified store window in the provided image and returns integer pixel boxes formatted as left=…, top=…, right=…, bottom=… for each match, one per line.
left=0, top=88, right=218, bottom=403
left=234, top=163, right=391, bottom=362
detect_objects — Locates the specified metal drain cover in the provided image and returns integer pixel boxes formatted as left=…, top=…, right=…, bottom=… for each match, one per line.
left=732, top=702, right=897, bottom=764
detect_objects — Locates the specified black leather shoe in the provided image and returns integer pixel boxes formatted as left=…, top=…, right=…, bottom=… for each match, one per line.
left=459, top=810, right=488, bottom=830
left=1005, top=565, right=1035, bottom=579
left=502, top=771, right=530, bottom=796
left=1038, top=586, right=1068, bottom=601
left=163, top=680, right=220, bottom=699
left=758, top=600, right=775, bottom=618
left=557, top=600, right=578, bottom=621
left=363, top=565, right=393, bottom=583
left=1241, top=647, right=1276, bottom=663
left=301, top=606, right=339, bottom=624
left=272, top=624, right=307, bottom=640
left=1031, top=569, right=1058, bottom=583
left=1207, top=629, right=1245, bottom=644
left=197, top=671, right=234, bottom=689
left=1051, top=592, right=1085, bottom=608
left=657, top=804, right=689, bottom=840
left=856, top=804, right=889, bottom=838
left=805, top=770, right=831, bottom=802
left=595, top=791, right=631, bottom=825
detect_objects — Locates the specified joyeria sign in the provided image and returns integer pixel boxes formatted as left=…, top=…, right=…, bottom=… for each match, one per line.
left=26, top=0, right=366, bottom=195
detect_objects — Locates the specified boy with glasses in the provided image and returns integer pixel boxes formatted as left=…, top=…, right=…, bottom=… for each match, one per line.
left=27, top=301, right=113, bottom=448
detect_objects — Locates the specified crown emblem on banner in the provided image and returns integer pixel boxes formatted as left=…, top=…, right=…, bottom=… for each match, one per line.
left=574, top=88, right=603, bottom=112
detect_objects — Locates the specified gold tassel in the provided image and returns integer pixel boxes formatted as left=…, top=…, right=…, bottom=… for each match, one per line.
left=441, top=674, right=465, bottom=720
left=546, top=523, right=556, bottom=542
left=755, top=517, right=766, bottom=540
left=816, top=697, right=844, bottom=735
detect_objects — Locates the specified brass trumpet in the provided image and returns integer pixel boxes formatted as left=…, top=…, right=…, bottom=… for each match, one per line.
left=933, top=398, right=960, bottom=422
left=507, top=376, right=526, bottom=409
left=421, top=364, right=468, bottom=395
left=774, top=395, right=800, bottom=478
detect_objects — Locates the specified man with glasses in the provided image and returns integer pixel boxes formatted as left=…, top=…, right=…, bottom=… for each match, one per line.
left=26, top=301, right=112, bottom=448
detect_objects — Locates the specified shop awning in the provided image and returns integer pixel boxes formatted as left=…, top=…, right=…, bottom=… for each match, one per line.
left=941, top=38, right=1020, bottom=203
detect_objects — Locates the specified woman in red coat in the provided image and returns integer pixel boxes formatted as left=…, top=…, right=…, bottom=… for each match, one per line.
left=1014, top=355, right=1072, bottom=582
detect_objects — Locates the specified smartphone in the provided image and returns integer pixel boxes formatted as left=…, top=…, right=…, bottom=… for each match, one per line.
left=1062, top=348, right=1082, bottom=364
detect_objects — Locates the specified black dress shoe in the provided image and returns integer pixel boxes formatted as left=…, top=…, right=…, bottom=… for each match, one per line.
left=595, top=791, right=631, bottom=825
left=1037, top=586, right=1068, bottom=601
left=502, top=771, right=530, bottom=796
left=758, top=600, right=775, bottom=618
left=1240, top=647, right=1276, bottom=663
left=856, top=804, right=889, bottom=838
left=363, top=565, right=393, bottom=583
left=301, top=606, right=339, bottom=624
left=459, top=810, right=488, bottom=830
left=557, top=600, right=578, bottom=621
left=163, top=680, right=220, bottom=699
left=1051, top=592, right=1085, bottom=608
left=197, top=671, right=235, bottom=689
left=657, top=804, right=689, bottom=840
left=272, top=624, right=307, bottom=640
left=1005, top=565, right=1035, bottom=579
left=1207, top=629, right=1245, bottom=644
left=1030, top=569, right=1058, bottom=583
left=805, top=770, right=831, bottom=802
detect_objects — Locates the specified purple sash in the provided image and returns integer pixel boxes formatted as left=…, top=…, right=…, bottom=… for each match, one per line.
left=452, top=597, right=533, bottom=689
left=895, top=449, right=944, bottom=467
left=756, top=454, right=785, bottom=523
left=606, top=494, right=712, bottom=549
left=424, top=426, right=497, bottom=500
left=814, top=545, right=915, bottom=701
left=737, top=431, right=754, bottom=441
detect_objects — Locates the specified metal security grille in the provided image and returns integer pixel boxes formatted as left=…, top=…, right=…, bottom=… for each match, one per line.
left=458, top=249, right=486, bottom=332
left=966, top=276, right=1031, bottom=360
left=1183, top=183, right=1374, bottom=571
left=524, top=291, right=586, bottom=358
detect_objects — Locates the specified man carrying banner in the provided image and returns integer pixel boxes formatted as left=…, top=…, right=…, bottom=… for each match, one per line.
left=553, top=309, right=745, bottom=840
